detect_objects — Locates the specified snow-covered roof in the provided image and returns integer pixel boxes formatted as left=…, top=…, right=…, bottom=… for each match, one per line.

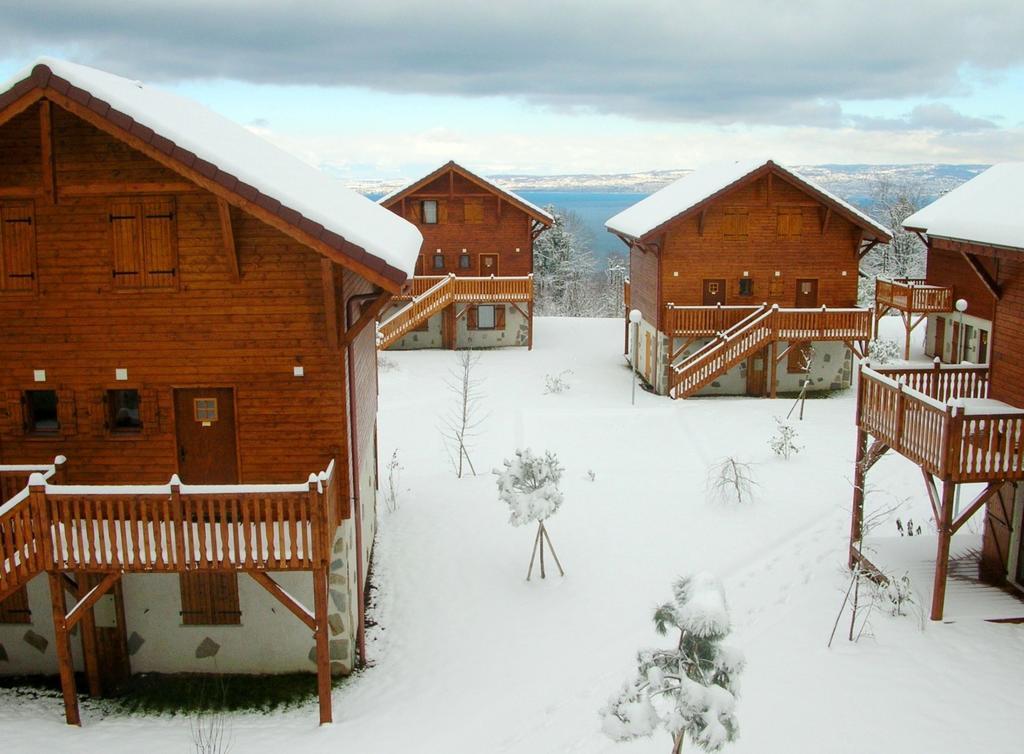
left=605, top=159, right=890, bottom=242
left=903, top=163, right=1024, bottom=252
left=379, top=161, right=554, bottom=225
left=0, top=58, right=422, bottom=285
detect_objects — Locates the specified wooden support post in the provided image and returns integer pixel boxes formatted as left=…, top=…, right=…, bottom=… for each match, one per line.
left=850, top=427, right=868, bottom=569
left=527, top=300, right=534, bottom=351
left=321, top=259, right=339, bottom=351
left=903, top=311, right=912, bottom=361
left=769, top=340, right=778, bottom=399
left=47, top=572, right=81, bottom=726
left=930, top=481, right=956, bottom=621
left=39, top=100, right=56, bottom=205
left=443, top=303, right=456, bottom=350
left=217, top=198, right=240, bottom=282
left=312, top=565, right=333, bottom=724
left=76, top=573, right=103, bottom=697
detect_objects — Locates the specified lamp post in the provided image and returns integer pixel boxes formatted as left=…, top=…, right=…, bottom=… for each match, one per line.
left=629, top=309, right=642, bottom=405
left=954, top=298, right=968, bottom=364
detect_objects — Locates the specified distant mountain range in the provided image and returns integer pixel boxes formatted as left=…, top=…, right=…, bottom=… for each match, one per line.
left=348, top=163, right=988, bottom=207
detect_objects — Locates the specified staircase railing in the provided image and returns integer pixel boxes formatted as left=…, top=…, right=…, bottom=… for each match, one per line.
left=377, top=275, right=454, bottom=348
left=0, top=457, right=66, bottom=602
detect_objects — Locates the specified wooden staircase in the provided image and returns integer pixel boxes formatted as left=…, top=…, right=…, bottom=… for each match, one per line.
left=669, top=305, right=872, bottom=398
left=0, top=460, right=64, bottom=602
left=377, top=274, right=533, bottom=349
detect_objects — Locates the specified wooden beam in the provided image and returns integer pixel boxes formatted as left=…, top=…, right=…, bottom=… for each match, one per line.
left=930, top=481, right=956, bottom=620
left=0, top=89, right=44, bottom=130
left=312, top=566, right=333, bottom=725
left=218, top=197, right=241, bottom=282
left=0, top=186, right=45, bottom=198
left=921, top=469, right=942, bottom=524
left=698, top=208, right=707, bottom=237
left=951, top=482, right=1004, bottom=534
left=958, top=250, right=1001, bottom=300
left=858, top=239, right=879, bottom=260
left=39, top=100, right=56, bottom=205
left=66, top=572, right=122, bottom=631
left=47, top=572, right=81, bottom=726
left=249, top=571, right=317, bottom=631
left=41, top=92, right=404, bottom=293
left=321, top=259, right=339, bottom=350
left=58, top=181, right=201, bottom=197
left=340, top=290, right=391, bottom=347
left=821, top=206, right=831, bottom=236
left=850, top=426, right=868, bottom=568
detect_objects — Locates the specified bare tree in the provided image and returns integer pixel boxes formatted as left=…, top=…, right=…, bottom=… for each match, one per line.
left=859, top=177, right=927, bottom=306
left=706, top=457, right=758, bottom=505
left=441, top=350, right=486, bottom=478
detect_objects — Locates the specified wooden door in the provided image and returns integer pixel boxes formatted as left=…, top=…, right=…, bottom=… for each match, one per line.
left=702, top=279, right=726, bottom=306
left=978, top=329, right=989, bottom=364
left=951, top=322, right=961, bottom=365
left=174, top=388, right=239, bottom=484
left=480, top=253, right=499, bottom=276
left=795, top=279, right=818, bottom=308
left=80, top=574, right=131, bottom=695
left=933, top=316, right=946, bottom=360
left=746, top=347, right=767, bottom=396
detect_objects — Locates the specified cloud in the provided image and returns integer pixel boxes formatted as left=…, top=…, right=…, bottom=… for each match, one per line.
left=852, top=104, right=999, bottom=133
left=2, top=0, right=1022, bottom=128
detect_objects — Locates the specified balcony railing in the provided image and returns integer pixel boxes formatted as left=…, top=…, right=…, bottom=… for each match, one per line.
left=857, top=367, right=1024, bottom=483
left=875, top=277, right=953, bottom=314
left=665, top=303, right=762, bottom=336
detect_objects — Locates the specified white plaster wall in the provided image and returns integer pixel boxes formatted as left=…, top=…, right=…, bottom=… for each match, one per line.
left=457, top=304, right=528, bottom=349
left=626, top=316, right=667, bottom=393
left=925, top=313, right=993, bottom=363
left=0, top=575, right=85, bottom=675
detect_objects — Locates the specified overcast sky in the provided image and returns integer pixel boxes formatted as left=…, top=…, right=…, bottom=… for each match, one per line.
left=2, top=0, right=1022, bottom=180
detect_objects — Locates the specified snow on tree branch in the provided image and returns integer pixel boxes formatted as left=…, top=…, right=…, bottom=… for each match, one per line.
left=495, top=448, right=565, bottom=526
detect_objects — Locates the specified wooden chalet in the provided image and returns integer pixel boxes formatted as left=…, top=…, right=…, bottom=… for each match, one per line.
left=376, top=161, right=552, bottom=350
left=607, top=159, right=891, bottom=398
left=851, top=163, right=1024, bottom=620
left=0, top=58, right=422, bottom=725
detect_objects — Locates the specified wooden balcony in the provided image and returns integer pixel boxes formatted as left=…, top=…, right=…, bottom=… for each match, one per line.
left=665, top=303, right=762, bottom=337
left=875, top=277, right=953, bottom=314
left=856, top=366, right=1024, bottom=483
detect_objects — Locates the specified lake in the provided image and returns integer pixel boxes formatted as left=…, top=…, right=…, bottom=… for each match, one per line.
left=517, top=191, right=648, bottom=260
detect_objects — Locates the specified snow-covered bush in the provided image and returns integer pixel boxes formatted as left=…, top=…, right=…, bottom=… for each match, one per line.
left=495, top=449, right=566, bottom=579
left=883, top=572, right=914, bottom=617
left=384, top=449, right=403, bottom=514
left=867, top=338, right=901, bottom=365
left=602, top=573, right=744, bottom=753
left=706, top=457, right=757, bottom=505
left=544, top=369, right=573, bottom=394
left=768, top=418, right=801, bottom=460
left=377, top=354, right=398, bottom=373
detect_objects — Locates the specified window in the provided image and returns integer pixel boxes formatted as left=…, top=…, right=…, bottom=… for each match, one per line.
left=787, top=343, right=814, bottom=374
left=179, top=573, right=241, bottom=626
left=433, top=254, right=445, bottom=269
left=769, top=279, right=784, bottom=298
left=110, top=198, right=178, bottom=289
left=777, top=207, right=803, bottom=237
left=738, top=278, right=754, bottom=297
left=25, top=390, right=59, bottom=434
left=106, top=389, right=142, bottom=433
left=1, top=202, right=36, bottom=292
left=477, top=305, right=496, bottom=329
left=421, top=200, right=438, bottom=224
left=459, top=254, right=471, bottom=269
left=464, top=198, right=485, bottom=224
left=469, top=304, right=505, bottom=331
left=723, top=207, right=748, bottom=240
left=193, top=397, right=218, bottom=424
left=0, top=586, right=31, bottom=624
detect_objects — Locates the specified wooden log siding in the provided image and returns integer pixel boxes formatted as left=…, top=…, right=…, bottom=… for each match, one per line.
left=856, top=368, right=1024, bottom=483
left=875, top=278, right=954, bottom=314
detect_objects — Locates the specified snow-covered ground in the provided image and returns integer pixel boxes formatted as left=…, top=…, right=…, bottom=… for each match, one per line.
left=3, top=316, right=1021, bottom=753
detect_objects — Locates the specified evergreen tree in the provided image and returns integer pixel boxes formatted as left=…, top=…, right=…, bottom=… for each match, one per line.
left=602, top=574, right=744, bottom=753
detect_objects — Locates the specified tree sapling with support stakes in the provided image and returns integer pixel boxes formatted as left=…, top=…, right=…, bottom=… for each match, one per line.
left=494, top=449, right=566, bottom=580
left=441, top=350, right=486, bottom=478
left=601, top=573, right=744, bottom=754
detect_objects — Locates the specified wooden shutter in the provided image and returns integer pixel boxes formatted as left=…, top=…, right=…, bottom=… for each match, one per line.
left=464, top=198, right=484, bottom=223
left=141, top=387, right=160, bottom=435
left=437, top=200, right=448, bottom=224
left=467, top=305, right=478, bottom=330
left=110, top=201, right=141, bottom=287
left=0, top=586, right=31, bottom=624
left=141, top=199, right=177, bottom=287
left=777, top=207, right=802, bottom=237
left=769, top=279, right=784, bottom=298
left=787, top=343, right=813, bottom=373
left=723, top=208, right=748, bottom=239
left=6, top=389, right=25, bottom=433
left=495, top=305, right=506, bottom=329
left=180, top=573, right=240, bottom=625
left=56, top=387, right=77, bottom=436
left=1, top=203, right=36, bottom=291
left=407, top=201, right=421, bottom=222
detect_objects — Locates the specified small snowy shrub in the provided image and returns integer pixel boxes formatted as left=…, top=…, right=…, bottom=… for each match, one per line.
left=768, top=417, right=801, bottom=460
left=377, top=354, right=398, bottom=373
left=706, top=457, right=758, bottom=505
left=586, top=469, right=596, bottom=482
left=867, top=338, right=901, bottom=365
left=883, top=572, right=914, bottom=617
left=384, top=449, right=403, bottom=514
left=544, top=369, right=573, bottom=394
left=495, top=449, right=566, bottom=578
left=602, top=573, right=744, bottom=753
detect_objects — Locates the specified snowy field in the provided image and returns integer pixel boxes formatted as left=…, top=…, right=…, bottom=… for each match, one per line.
left=3, top=316, right=1022, bottom=753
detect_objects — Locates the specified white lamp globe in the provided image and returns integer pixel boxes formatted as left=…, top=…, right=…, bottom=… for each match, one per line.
left=628, top=309, right=642, bottom=324
left=955, top=298, right=968, bottom=313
